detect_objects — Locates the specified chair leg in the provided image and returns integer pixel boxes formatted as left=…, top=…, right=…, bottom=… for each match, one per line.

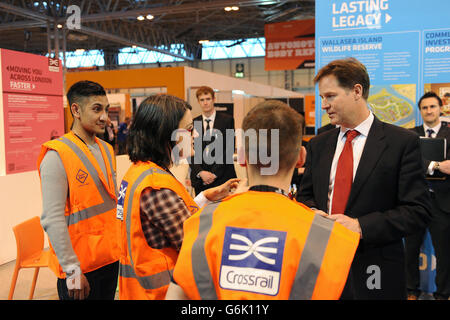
left=29, top=267, right=40, bottom=300
left=8, top=265, right=20, bottom=300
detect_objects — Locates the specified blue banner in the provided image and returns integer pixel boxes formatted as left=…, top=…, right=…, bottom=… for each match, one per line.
left=315, top=0, right=450, bottom=294
left=316, top=0, right=450, bottom=131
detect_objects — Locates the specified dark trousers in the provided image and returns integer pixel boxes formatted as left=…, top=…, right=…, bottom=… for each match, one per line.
left=118, top=140, right=127, bottom=155
left=57, top=261, right=119, bottom=300
left=404, top=200, right=450, bottom=299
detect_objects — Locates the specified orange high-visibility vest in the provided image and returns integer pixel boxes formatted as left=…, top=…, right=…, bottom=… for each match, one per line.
left=118, top=161, right=199, bottom=300
left=173, top=191, right=360, bottom=300
left=37, top=131, right=120, bottom=279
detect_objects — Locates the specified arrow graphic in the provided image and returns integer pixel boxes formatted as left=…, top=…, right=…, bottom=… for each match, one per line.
left=385, top=13, right=392, bottom=23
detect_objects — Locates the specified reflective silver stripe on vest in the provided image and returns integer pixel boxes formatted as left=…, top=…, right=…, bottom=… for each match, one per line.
left=59, top=137, right=117, bottom=226
left=97, top=139, right=118, bottom=198
left=119, top=263, right=173, bottom=289
left=125, top=168, right=174, bottom=290
left=289, top=214, right=334, bottom=300
left=191, top=202, right=220, bottom=300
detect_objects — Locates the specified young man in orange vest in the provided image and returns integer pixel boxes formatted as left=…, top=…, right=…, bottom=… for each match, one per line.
left=166, top=100, right=360, bottom=300
left=38, top=81, right=120, bottom=300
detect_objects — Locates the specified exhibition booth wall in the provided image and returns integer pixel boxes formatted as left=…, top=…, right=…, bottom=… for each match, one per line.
left=64, top=66, right=301, bottom=130
left=0, top=64, right=300, bottom=265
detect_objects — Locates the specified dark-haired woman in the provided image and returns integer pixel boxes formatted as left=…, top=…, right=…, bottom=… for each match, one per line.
left=118, top=94, right=239, bottom=300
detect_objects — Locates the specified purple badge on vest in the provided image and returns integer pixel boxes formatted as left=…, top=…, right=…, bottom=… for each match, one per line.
left=76, top=169, right=88, bottom=184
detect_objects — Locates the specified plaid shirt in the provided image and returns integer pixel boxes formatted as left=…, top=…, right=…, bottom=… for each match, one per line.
left=140, top=187, right=191, bottom=251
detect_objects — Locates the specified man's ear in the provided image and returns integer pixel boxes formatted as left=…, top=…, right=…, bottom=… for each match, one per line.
left=71, top=103, right=81, bottom=120
left=295, top=146, right=306, bottom=168
left=353, top=84, right=363, bottom=101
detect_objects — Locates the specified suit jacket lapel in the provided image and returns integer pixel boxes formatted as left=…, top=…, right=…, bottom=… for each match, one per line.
left=318, top=129, right=339, bottom=210
left=212, top=112, right=219, bottom=130
left=437, top=123, right=448, bottom=138
left=417, top=125, right=425, bottom=137
left=346, top=116, right=387, bottom=209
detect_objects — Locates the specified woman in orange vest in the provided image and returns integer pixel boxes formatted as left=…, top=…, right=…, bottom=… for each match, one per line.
left=118, top=94, right=239, bottom=300
left=166, top=100, right=360, bottom=300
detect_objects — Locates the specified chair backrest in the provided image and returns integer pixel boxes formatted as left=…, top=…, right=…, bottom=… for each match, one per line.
left=13, top=216, right=45, bottom=266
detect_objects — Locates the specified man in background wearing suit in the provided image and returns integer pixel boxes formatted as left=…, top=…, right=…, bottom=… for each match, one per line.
left=298, top=58, right=431, bottom=299
left=404, top=91, right=450, bottom=300
left=189, top=86, right=237, bottom=195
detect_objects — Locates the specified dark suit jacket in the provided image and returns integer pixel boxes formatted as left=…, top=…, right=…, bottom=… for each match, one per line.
left=189, top=112, right=237, bottom=195
left=298, top=116, right=432, bottom=299
left=411, top=123, right=450, bottom=213
left=317, top=123, right=337, bottom=135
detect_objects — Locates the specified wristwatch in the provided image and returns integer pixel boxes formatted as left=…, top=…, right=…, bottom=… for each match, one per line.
left=434, top=162, right=440, bottom=171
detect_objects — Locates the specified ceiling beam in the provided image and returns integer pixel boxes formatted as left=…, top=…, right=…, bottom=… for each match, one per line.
left=0, top=2, right=49, bottom=22
left=0, top=20, right=44, bottom=31
left=0, top=0, right=307, bottom=31
left=0, top=1, right=194, bottom=60
left=57, top=0, right=299, bottom=23
left=77, top=25, right=194, bottom=61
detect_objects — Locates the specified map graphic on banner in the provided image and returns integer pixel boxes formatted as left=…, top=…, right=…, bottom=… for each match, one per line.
left=316, top=0, right=450, bottom=294
left=368, top=84, right=415, bottom=128
left=316, top=0, right=450, bottom=130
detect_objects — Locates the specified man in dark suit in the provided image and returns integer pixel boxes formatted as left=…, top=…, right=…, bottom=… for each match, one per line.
left=298, top=58, right=431, bottom=299
left=404, top=91, right=450, bottom=300
left=189, top=86, right=237, bottom=195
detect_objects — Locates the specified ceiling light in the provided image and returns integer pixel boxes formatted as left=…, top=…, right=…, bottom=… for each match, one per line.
left=146, top=14, right=154, bottom=20
left=199, top=40, right=209, bottom=44
left=225, top=6, right=239, bottom=11
left=132, top=45, right=137, bottom=48
left=137, top=15, right=145, bottom=21
left=57, top=24, right=63, bottom=29
left=75, top=49, right=85, bottom=54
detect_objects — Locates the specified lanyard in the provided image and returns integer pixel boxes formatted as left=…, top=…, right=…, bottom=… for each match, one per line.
left=72, top=131, right=88, bottom=145
left=248, top=185, right=290, bottom=199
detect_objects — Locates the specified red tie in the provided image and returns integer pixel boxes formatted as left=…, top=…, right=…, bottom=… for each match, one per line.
left=331, top=130, right=360, bottom=214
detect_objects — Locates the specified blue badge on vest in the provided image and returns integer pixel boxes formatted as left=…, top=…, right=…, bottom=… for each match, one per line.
left=219, top=226, right=286, bottom=296
left=116, top=180, right=128, bottom=221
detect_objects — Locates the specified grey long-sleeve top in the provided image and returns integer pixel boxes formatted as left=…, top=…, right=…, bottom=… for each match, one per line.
left=40, top=143, right=107, bottom=274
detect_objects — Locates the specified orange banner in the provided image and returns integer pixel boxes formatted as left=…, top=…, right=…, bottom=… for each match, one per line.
left=304, top=95, right=315, bottom=127
left=265, top=19, right=315, bottom=71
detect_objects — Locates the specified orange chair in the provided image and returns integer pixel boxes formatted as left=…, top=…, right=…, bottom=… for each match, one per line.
left=8, top=216, right=50, bottom=300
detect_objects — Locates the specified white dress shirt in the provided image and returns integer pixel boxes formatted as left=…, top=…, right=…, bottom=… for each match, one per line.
left=423, top=122, right=442, bottom=175
left=202, top=111, right=216, bottom=136
left=328, top=112, right=374, bottom=213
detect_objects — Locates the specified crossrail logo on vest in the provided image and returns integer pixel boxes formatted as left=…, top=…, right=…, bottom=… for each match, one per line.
left=219, top=226, right=286, bottom=296
left=116, top=180, right=128, bottom=221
